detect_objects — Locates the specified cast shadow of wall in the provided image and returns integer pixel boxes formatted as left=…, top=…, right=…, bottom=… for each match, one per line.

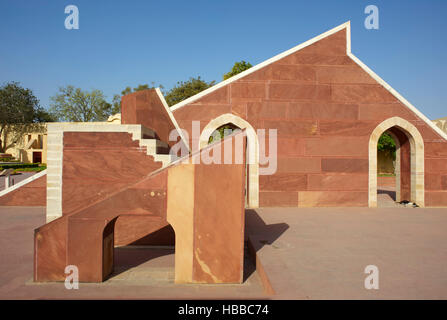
left=111, top=225, right=175, bottom=279
left=243, top=209, right=289, bottom=282
left=377, top=188, right=396, bottom=201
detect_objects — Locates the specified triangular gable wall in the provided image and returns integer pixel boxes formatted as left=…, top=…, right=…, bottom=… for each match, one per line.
left=167, top=21, right=447, bottom=142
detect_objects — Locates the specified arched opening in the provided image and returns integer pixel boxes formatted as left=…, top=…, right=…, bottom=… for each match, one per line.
left=207, top=123, right=240, bottom=144
left=102, top=216, right=176, bottom=283
left=369, top=117, right=424, bottom=208
left=376, top=131, right=398, bottom=206
left=199, top=114, right=259, bottom=208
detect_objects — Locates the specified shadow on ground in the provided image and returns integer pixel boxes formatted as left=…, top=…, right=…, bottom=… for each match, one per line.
left=377, top=188, right=396, bottom=201
left=110, top=246, right=174, bottom=279
left=243, top=209, right=289, bottom=282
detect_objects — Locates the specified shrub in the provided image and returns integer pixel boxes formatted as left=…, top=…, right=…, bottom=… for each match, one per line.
left=0, top=163, right=39, bottom=170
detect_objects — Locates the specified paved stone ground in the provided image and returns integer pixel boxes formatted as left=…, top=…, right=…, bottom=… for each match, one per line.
left=377, top=186, right=418, bottom=208
left=1, top=205, right=446, bottom=299
left=0, top=172, right=37, bottom=191
left=377, top=187, right=398, bottom=207
left=246, top=207, right=447, bottom=299
left=0, top=206, right=265, bottom=299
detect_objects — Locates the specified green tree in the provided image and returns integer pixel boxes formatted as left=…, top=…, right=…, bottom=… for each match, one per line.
left=164, top=76, right=215, bottom=106
left=0, top=81, right=53, bottom=153
left=208, top=123, right=239, bottom=144
left=49, top=86, right=117, bottom=122
left=378, top=132, right=396, bottom=159
left=111, top=94, right=121, bottom=115
left=223, top=61, right=252, bottom=80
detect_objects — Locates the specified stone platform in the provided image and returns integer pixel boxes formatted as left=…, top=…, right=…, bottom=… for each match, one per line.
left=0, top=206, right=264, bottom=299
left=246, top=207, right=447, bottom=299
left=1, top=205, right=447, bottom=299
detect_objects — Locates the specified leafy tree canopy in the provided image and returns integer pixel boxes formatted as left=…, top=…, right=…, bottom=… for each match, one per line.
left=377, top=132, right=396, bottom=151
left=49, top=85, right=117, bottom=122
left=378, top=132, right=396, bottom=159
left=208, top=123, right=240, bottom=144
left=164, top=76, right=215, bottom=106
left=0, top=81, right=53, bottom=153
left=223, top=61, right=253, bottom=80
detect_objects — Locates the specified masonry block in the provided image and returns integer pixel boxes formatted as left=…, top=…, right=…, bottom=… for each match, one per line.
left=276, top=157, right=320, bottom=173
left=173, top=104, right=231, bottom=121
left=195, top=86, right=229, bottom=104
left=270, top=65, right=316, bottom=82
left=298, top=191, right=368, bottom=207
left=264, top=120, right=318, bottom=137
left=269, top=83, right=331, bottom=100
left=287, top=102, right=358, bottom=120
left=425, top=191, right=447, bottom=207
left=277, top=138, right=305, bottom=157
left=332, top=85, right=396, bottom=103
left=260, top=173, right=307, bottom=191
left=259, top=191, right=298, bottom=207
left=319, top=120, right=377, bottom=136
left=247, top=101, right=287, bottom=120
left=426, top=159, right=447, bottom=173
left=308, top=174, right=368, bottom=191
left=321, top=158, right=369, bottom=173
left=231, top=82, right=266, bottom=99
left=305, top=137, right=368, bottom=156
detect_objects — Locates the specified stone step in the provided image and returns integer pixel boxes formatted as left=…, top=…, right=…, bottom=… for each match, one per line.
left=153, top=154, right=172, bottom=168
left=129, top=126, right=157, bottom=141
left=139, top=139, right=170, bottom=155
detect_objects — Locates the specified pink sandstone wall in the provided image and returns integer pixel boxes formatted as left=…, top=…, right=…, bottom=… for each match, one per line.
left=377, top=176, right=396, bottom=187
left=61, top=131, right=172, bottom=245
left=35, top=132, right=247, bottom=283
left=172, top=28, right=447, bottom=207
left=35, top=169, right=170, bottom=282
left=0, top=175, right=46, bottom=206
left=121, top=89, right=180, bottom=148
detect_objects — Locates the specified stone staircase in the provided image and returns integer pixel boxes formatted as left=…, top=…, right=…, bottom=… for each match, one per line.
left=135, top=127, right=172, bottom=168
left=45, top=122, right=175, bottom=222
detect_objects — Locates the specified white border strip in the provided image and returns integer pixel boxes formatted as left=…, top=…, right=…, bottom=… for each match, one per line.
left=155, top=88, right=190, bottom=152
left=170, top=21, right=351, bottom=111
left=348, top=52, right=447, bottom=141
left=0, top=169, right=47, bottom=197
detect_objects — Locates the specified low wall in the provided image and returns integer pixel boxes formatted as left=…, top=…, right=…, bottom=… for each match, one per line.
left=0, top=173, right=46, bottom=206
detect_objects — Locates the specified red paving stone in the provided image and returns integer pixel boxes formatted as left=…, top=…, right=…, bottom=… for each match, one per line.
left=246, top=207, right=447, bottom=299
left=2, top=205, right=447, bottom=299
left=0, top=206, right=265, bottom=300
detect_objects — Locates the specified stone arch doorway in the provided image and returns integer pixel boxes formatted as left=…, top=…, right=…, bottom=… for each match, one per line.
left=199, top=113, right=259, bottom=208
left=369, top=117, right=424, bottom=207
left=101, top=217, right=176, bottom=282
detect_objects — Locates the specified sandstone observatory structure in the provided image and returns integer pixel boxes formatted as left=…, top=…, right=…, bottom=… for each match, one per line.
left=170, top=21, right=447, bottom=208
left=34, top=132, right=247, bottom=283
left=1, top=21, right=447, bottom=284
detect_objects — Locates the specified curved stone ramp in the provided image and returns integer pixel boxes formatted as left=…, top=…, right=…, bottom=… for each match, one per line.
left=0, top=170, right=47, bottom=206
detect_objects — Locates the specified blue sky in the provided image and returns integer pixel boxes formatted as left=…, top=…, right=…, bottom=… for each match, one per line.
left=0, top=0, right=446, bottom=119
